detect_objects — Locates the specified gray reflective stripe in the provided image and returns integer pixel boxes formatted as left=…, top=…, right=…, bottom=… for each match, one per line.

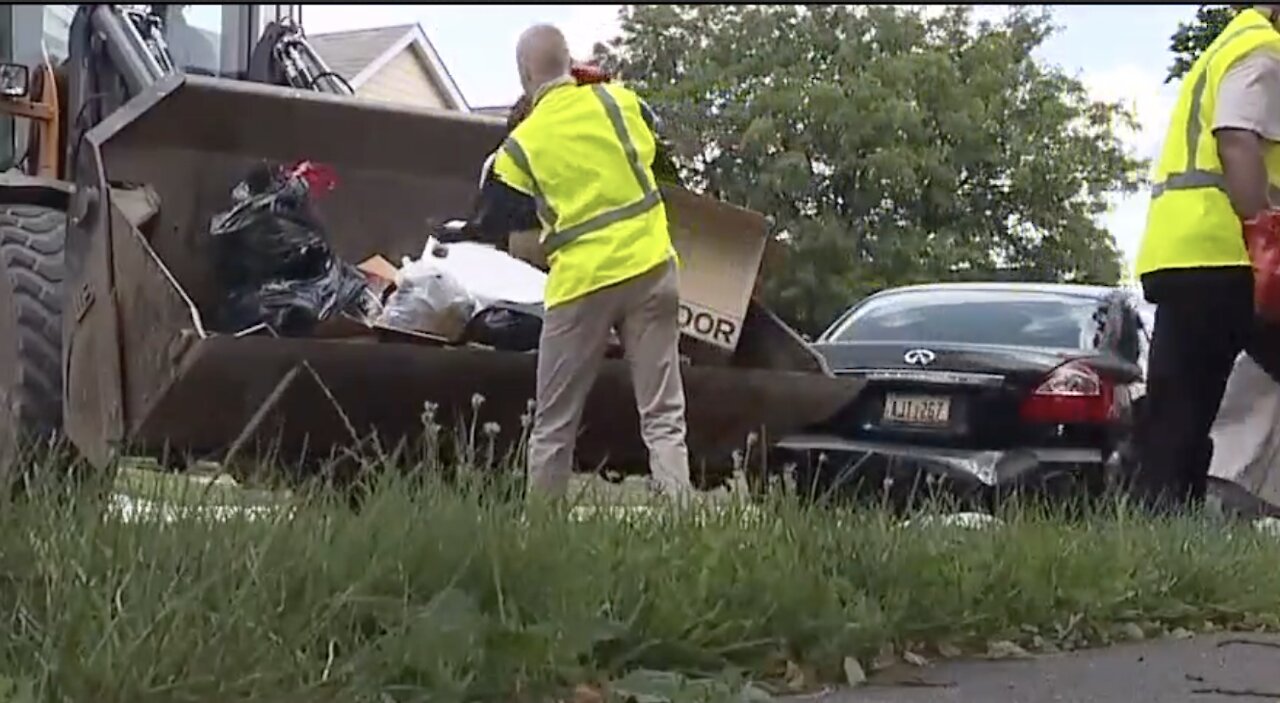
left=501, top=138, right=557, bottom=228
left=1151, top=169, right=1280, bottom=202
left=638, top=99, right=658, bottom=133
left=1155, top=18, right=1275, bottom=200
left=592, top=84, right=654, bottom=193
left=543, top=189, right=662, bottom=254
left=516, top=84, right=663, bottom=255
left=541, top=86, right=663, bottom=254
left=1184, top=21, right=1274, bottom=173
left=1150, top=169, right=1226, bottom=197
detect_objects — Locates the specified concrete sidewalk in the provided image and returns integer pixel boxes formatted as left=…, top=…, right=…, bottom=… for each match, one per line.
left=799, top=634, right=1280, bottom=703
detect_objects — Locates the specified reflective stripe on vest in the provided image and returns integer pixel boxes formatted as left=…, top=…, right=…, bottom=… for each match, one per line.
left=1137, top=9, right=1280, bottom=276
left=501, top=84, right=661, bottom=256
left=500, top=139, right=558, bottom=229
left=1151, top=170, right=1280, bottom=202
left=1152, top=20, right=1276, bottom=199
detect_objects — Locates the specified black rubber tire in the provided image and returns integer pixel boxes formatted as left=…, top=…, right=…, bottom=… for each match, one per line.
left=0, top=204, right=66, bottom=484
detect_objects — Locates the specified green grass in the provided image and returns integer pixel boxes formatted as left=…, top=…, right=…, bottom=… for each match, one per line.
left=113, top=465, right=285, bottom=505
left=2, top=463, right=1280, bottom=702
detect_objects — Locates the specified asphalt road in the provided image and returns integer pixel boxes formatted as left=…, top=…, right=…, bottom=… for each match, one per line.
left=797, top=634, right=1280, bottom=703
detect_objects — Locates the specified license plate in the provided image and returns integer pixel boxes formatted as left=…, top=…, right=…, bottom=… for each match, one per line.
left=883, top=394, right=951, bottom=427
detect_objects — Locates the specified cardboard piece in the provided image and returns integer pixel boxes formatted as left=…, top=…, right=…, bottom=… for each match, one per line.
left=508, top=186, right=770, bottom=353
left=663, top=186, right=768, bottom=352
left=358, top=255, right=399, bottom=293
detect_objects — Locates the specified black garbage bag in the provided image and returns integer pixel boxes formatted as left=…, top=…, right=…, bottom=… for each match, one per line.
left=463, top=302, right=543, bottom=352
left=209, top=161, right=372, bottom=335
left=222, top=259, right=372, bottom=337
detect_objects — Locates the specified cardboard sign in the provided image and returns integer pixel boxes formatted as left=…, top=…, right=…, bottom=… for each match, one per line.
left=507, top=186, right=770, bottom=352
left=663, top=186, right=768, bottom=351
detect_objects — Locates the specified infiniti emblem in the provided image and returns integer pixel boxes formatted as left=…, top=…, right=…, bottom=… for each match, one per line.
left=903, top=348, right=937, bottom=366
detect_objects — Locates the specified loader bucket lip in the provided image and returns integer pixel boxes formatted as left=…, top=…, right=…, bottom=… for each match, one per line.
left=131, top=335, right=866, bottom=472
left=87, top=72, right=508, bottom=151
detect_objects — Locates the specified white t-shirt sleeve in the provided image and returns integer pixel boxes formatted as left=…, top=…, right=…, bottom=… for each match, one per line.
left=479, top=151, right=498, bottom=189
left=1214, top=47, right=1280, bottom=142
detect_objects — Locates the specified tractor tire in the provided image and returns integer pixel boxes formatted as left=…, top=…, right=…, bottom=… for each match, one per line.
left=0, top=204, right=66, bottom=490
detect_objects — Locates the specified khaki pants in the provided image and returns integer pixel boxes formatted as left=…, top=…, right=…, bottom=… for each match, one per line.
left=527, top=258, right=692, bottom=499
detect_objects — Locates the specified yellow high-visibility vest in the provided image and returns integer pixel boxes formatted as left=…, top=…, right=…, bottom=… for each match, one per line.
left=1137, top=8, right=1280, bottom=276
left=492, top=80, right=677, bottom=309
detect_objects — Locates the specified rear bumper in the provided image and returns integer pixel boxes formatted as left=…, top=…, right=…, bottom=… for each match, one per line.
left=771, top=433, right=1107, bottom=488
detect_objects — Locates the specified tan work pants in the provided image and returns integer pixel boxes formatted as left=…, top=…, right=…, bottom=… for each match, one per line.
left=527, top=258, right=692, bottom=500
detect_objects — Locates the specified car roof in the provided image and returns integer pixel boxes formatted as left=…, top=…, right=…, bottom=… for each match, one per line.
left=821, top=281, right=1141, bottom=339
left=868, top=281, right=1125, bottom=301
left=820, top=281, right=1148, bottom=342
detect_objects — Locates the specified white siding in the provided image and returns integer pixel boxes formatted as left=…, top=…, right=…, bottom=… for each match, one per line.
left=355, top=49, right=448, bottom=110
left=42, top=5, right=75, bottom=60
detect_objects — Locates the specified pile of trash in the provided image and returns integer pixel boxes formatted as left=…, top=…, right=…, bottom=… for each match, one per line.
left=375, top=234, right=547, bottom=351
left=209, top=162, right=548, bottom=351
left=210, top=160, right=377, bottom=336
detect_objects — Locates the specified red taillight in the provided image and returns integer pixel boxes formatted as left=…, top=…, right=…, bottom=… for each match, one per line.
left=1019, top=361, right=1115, bottom=424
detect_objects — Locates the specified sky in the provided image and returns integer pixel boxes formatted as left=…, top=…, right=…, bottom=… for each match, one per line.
left=291, top=4, right=1200, bottom=271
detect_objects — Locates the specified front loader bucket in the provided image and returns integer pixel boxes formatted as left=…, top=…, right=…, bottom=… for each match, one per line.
left=67, top=74, right=864, bottom=478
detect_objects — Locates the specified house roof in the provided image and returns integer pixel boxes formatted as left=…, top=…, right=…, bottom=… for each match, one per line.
left=309, top=24, right=469, bottom=111
left=472, top=105, right=512, bottom=118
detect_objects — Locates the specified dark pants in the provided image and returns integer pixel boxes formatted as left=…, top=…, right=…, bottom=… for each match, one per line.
left=1137, top=267, right=1256, bottom=509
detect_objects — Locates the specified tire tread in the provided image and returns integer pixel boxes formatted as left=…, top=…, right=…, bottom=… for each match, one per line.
left=0, top=204, right=65, bottom=438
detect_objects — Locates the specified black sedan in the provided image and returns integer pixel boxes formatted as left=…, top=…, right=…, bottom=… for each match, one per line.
left=768, top=282, right=1148, bottom=511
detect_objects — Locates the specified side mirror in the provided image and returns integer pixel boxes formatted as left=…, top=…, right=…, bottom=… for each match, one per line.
left=0, top=63, right=29, bottom=99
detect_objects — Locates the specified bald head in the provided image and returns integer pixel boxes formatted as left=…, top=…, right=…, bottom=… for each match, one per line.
left=516, top=24, right=571, bottom=96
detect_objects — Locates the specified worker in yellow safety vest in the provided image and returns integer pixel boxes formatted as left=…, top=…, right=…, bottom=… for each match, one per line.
left=1134, top=5, right=1280, bottom=510
left=456, top=24, right=693, bottom=502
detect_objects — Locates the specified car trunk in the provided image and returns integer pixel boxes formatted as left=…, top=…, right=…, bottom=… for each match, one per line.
left=810, top=341, right=1140, bottom=450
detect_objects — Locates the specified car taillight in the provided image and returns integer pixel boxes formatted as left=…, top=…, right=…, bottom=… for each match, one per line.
left=1019, top=361, right=1115, bottom=424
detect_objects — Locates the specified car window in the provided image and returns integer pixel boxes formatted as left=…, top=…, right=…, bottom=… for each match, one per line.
left=825, top=290, right=1107, bottom=350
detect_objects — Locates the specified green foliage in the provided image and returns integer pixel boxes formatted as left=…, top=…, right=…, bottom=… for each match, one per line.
left=1167, top=5, right=1239, bottom=82
left=2, top=466, right=1280, bottom=701
left=594, top=5, right=1145, bottom=333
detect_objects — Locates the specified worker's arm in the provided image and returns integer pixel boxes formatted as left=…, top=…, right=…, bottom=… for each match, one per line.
left=466, top=178, right=539, bottom=248
left=1218, top=129, right=1270, bottom=219
left=1213, top=48, right=1280, bottom=219
left=458, top=142, right=540, bottom=248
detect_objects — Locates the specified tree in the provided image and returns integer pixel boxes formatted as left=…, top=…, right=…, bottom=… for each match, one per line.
left=1166, top=4, right=1238, bottom=82
left=593, top=5, right=1146, bottom=333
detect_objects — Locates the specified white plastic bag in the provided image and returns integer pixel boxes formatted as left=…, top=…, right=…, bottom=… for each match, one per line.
left=428, top=239, right=546, bottom=307
left=1210, top=353, right=1280, bottom=507
left=377, top=237, right=477, bottom=339
left=375, top=236, right=548, bottom=340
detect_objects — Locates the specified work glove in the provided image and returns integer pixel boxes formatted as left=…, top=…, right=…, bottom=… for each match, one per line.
left=433, top=219, right=475, bottom=245
left=1243, top=208, right=1280, bottom=322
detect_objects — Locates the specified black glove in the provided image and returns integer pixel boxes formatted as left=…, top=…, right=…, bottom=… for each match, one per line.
left=432, top=219, right=474, bottom=244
